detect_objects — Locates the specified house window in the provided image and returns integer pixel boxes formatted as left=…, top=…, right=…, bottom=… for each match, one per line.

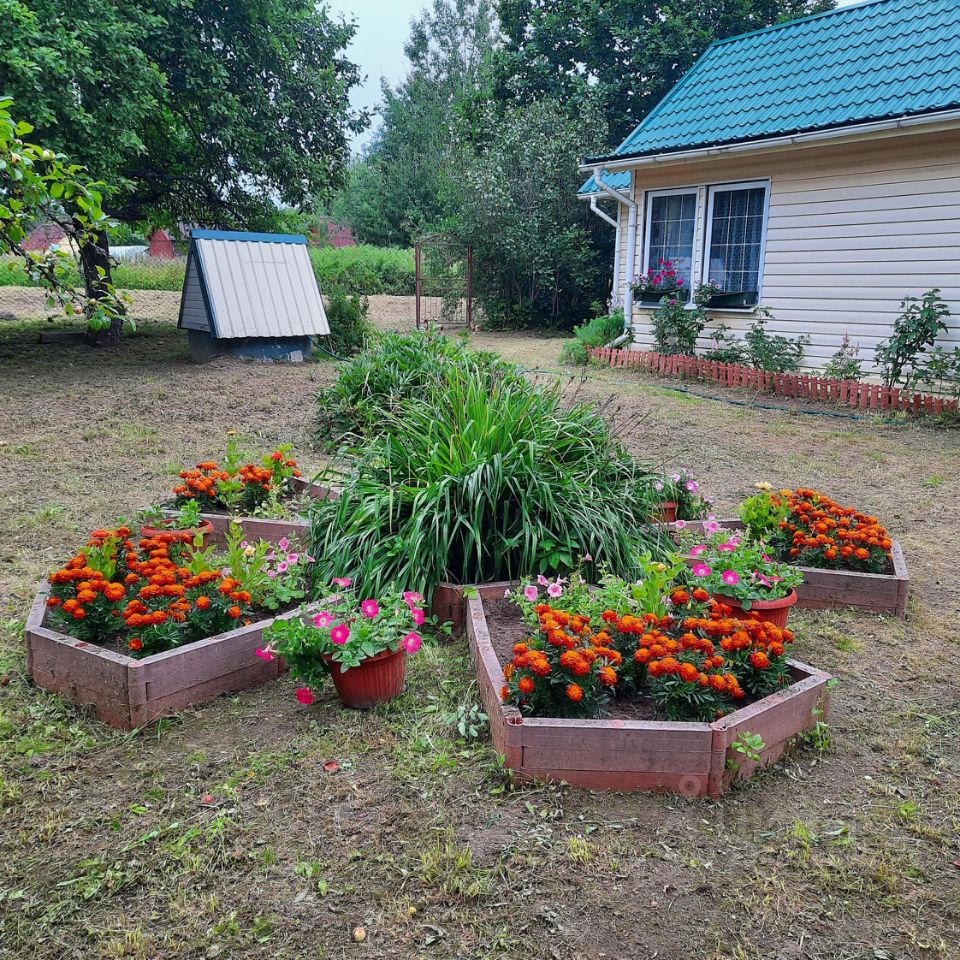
left=703, top=183, right=769, bottom=297
left=643, top=190, right=698, bottom=295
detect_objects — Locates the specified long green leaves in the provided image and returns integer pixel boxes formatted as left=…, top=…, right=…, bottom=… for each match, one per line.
left=310, top=339, right=667, bottom=599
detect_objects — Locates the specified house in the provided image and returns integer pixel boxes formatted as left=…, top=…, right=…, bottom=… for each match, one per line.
left=579, top=0, right=960, bottom=372
left=178, top=230, right=330, bottom=362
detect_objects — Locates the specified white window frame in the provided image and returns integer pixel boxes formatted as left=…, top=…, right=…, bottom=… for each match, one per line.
left=641, top=187, right=700, bottom=302
left=701, top=179, right=771, bottom=306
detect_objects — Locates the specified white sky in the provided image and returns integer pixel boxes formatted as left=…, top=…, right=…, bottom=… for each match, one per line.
left=326, top=0, right=428, bottom=150
left=331, top=0, right=864, bottom=150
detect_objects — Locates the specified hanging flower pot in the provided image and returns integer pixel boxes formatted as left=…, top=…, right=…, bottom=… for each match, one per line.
left=324, top=645, right=407, bottom=709
left=711, top=589, right=798, bottom=630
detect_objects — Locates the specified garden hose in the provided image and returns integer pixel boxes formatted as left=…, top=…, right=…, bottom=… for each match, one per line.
left=309, top=336, right=347, bottom=362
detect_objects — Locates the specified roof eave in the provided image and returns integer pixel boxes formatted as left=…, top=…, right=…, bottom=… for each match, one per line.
left=580, top=107, right=960, bottom=173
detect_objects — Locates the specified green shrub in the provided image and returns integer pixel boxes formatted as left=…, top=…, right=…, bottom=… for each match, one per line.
left=314, top=329, right=518, bottom=446
left=308, top=362, right=665, bottom=599
left=310, top=245, right=414, bottom=296
left=324, top=288, right=372, bottom=357
left=705, top=309, right=809, bottom=373
left=559, top=306, right=624, bottom=365
left=875, top=289, right=950, bottom=390
left=1, top=244, right=414, bottom=297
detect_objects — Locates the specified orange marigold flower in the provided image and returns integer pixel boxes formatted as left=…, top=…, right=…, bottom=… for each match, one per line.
left=750, top=651, right=771, bottom=669
left=129, top=637, right=144, bottom=651
left=227, top=605, right=242, bottom=619
left=566, top=683, right=584, bottom=702
left=518, top=676, right=536, bottom=695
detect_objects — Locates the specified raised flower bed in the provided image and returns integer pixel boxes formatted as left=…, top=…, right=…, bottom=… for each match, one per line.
left=673, top=488, right=909, bottom=617
left=25, top=524, right=317, bottom=729
left=26, top=583, right=320, bottom=730
left=466, top=589, right=831, bottom=796
left=158, top=443, right=339, bottom=546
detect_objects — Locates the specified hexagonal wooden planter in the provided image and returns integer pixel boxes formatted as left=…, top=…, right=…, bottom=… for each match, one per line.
left=465, top=586, right=832, bottom=797
left=160, top=477, right=338, bottom=547
left=25, top=584, right=318, bottom=730
left=670, top=519, right=909, bottom=617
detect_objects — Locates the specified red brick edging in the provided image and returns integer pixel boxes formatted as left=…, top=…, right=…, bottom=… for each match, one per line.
left=464, top=585, right=832, bottom=796
left=589, top=347, right=959, bottom=416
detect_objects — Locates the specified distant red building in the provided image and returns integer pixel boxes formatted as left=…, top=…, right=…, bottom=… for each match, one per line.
left=148, top=229, right=177, bottom=259
left=24, top=223, right=66, bottom=251
left=313, top=217, right=356, bottom=248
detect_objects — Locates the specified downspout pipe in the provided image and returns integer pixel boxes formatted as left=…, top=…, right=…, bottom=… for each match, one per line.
left=593, top=170, right=637, bottom=343
left=589, top=196, right=622, bottom=306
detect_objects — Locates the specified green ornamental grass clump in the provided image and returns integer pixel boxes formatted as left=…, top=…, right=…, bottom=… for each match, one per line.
left=314, top=328, right=520, bottom=445
left=309, top=348, right=667, bottom=599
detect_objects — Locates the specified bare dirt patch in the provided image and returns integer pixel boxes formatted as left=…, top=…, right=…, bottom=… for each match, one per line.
left=0, top=303, right=958, bottom=960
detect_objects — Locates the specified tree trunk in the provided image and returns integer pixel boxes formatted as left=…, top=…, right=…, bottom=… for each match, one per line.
left=78, top=229, right=124, bottom=346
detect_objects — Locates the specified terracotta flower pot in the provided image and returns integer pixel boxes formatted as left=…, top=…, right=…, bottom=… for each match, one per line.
left=140, top=518, right=215, bottom=544
left=712, top=590, right=798, bottom=630
left=656, top=500, right=679, bottom=524
left=325, top=645, right=407, bottom=709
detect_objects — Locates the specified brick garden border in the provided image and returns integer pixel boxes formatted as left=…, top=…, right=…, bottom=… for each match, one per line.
left=161, top=476, right=338, bottom=546
left=464, top=586, right=832, bottom=797
left=671, top=519, right=909, bottom=617
left=25, top=583, right=319, bottom=730
left=590, top=347, right=959, bottom=417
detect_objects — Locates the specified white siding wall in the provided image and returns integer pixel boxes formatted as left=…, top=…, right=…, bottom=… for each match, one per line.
left=613, top=127, right=960, bottom=372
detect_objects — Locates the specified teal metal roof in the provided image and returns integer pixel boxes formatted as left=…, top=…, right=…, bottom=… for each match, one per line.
left=586, top=0, right=960, bottom=165
left=578, top=170, right=632, bottom=197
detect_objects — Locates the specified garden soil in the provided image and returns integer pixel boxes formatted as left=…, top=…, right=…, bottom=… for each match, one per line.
left=0, top=302, right=957, bottom=960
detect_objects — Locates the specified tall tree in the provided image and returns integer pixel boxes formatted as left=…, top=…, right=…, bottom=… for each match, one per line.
left=495, top=0, right=835, bottom=142
left=333, top=0, right=495, bottom=247
left=0, top=0, right=365, bottom=340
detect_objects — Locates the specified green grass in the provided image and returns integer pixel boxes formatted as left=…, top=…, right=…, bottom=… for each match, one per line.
left=0, top=244, right=415, bottom=296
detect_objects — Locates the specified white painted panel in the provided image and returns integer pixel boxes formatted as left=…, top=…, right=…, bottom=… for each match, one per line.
left=194, top=237, right=328, bottom=339
left=613, top=127, right=960, bottom=373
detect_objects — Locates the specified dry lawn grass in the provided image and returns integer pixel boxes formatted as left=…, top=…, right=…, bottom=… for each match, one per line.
left=0, top=303, right=958, bottom=960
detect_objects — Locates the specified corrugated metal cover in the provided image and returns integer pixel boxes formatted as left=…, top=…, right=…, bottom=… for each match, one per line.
left=588, top=0, right=960, bottom=163
left=578, top=170, right=632, bottom=197
left=186, top=230, right=329, bottom=340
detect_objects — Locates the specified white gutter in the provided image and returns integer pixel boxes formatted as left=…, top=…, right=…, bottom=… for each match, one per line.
left=588, top=196, right=622, bottom=307
left=593, top=171, right=637, bottom=340
left=579, top=108, right=960, bottom=174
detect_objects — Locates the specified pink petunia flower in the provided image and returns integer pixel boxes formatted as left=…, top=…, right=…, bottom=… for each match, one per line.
left=313, top=611, right=334, bottom=629
left=717, top=542, right=736, bottom=553
left=690, top=545, right=707, bottom=558
left=653, top=480, right=664, bottom=493
left=295, top=688, right=315, bottom=705
left=403, top=632, right=423, bottom=654
left=255, top=647, right=276, bottom=662
left=411, top=607, right=426, bottom=626
left=278, top=537, right=290, bottom=552
left=330, top=623, right=350, bottom=645
left=360, top=599, right=380, bottom=619
left=523, top=585, right=539, bottom=602
left=547, top=583, right=563, bottom=598
left=721, top=570, right=740, bottom=586
left=675, top=519, right=686, bottom=530
left=402, top=591, right=424, bottom=608
left=332, top=577, right=352, bottom=587
left=692, top=562, right=712, bottom=578
left=685, top=480, right=699, bottom=493
left=287, top=553, right=299, bottom=564
left=537, top=574, right=550, bottom=587
left=583, top=553, right=593, bottom=562
left=266, top=570, right=277, bottom=579
left=704, top=520, right=721, bottom=535
left=277, top=561, right=288, bottom=574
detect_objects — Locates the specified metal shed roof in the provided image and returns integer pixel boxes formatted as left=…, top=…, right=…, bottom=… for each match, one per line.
left=178, top=229, right=330, bottom=340
left=584, top=0, right=960, bottom=167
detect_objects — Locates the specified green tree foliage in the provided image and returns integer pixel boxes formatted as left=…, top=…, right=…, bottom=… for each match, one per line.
left=450, top=94, right=613, bottom=327
left=495, top=1, right=835, bottom=140
left=332, top=0, right=495, bottom=247
left=0, top=0, right=365, bottom=338
left=0, top=99, right=127, bottom=334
